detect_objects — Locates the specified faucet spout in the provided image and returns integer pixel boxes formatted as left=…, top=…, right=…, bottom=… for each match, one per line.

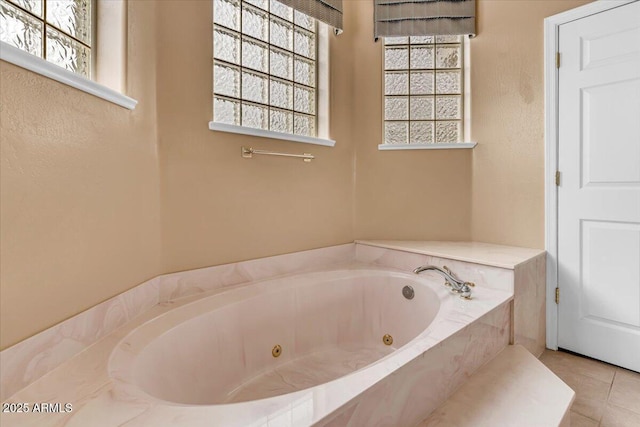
left=413, top=265, right=463, bottom=286
left=413, top=265, right=474, bottom=299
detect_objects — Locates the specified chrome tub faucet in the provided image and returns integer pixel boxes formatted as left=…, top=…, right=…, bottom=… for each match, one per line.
left=413, top=265, right=474, bottom=299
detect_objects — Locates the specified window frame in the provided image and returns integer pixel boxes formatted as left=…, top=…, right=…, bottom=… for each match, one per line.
left=379, top=35, right=475, bottom=150
left=210, top=0, right=334, bottom=147
left=1, top=0, right=95, bottom=77
left=0, top=0, right=136, bottom=109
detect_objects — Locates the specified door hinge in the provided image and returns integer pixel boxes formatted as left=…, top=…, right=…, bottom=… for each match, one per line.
left=555, top=171, right=561, bottom=186
left=555, top=287, right=560, bottom=304
left=556, top=52, right=561, bottom=68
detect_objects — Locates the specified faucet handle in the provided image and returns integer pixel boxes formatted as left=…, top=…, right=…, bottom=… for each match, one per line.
left=443, top=266, right=475, bottom=287
left=442, top=266, right=460, bottom=289
left=459, top=284, right=473, bottom=299
left=442, top=266, right=462, bottom=281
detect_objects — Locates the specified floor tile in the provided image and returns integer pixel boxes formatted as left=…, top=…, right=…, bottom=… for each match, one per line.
left=568, top=373, right=611, bottom=422
left=541, top=358, right=589, bottom=386
left=540, top=349, right=616, bottom=384
left=609, top=368, right=640, bottom=415
left=570, top=411, right=599, bottom=427
left=540, top=349, right=640, bottom=425
left=600, top=404, right=640, bottom=427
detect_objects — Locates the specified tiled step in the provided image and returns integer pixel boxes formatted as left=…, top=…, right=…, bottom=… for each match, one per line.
left=419, top=345, right=575, bottom=427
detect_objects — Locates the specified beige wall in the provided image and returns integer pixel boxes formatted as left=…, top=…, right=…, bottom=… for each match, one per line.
left=156, top=0, right=355, bottom=273
left=0, top=0, right=592, bottom=350
left=350, top=0, right=473, bottom=242
left=352, top=0, right=591, bottom=246
left=0, top=0, right=356, bottom=349
left=0, top=2, right=162, bottom=349
left=470, top=0, right=590, bottom=248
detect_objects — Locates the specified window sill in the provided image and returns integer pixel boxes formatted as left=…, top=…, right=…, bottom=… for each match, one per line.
left=209, top=122, right=336, bottom=147
left=378, top=143, right=477, bottom=151
left=0, top=42, right=137, bottom=110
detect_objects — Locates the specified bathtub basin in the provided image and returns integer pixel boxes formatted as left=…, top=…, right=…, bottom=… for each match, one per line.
left=110, top=269, right=440, bottom=404
left=108, top=267, right=511, bottom=426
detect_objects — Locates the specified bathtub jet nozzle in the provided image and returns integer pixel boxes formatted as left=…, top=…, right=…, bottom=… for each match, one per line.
left=272, top=344, right=282, bottom=358
left=383, top=334, right=394, bottom=346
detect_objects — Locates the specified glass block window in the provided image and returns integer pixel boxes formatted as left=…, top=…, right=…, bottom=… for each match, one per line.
left=213, top=0, right=318, bottom=137
left=0, top=0, right=92, bottom=78
left=383, top=36, right=464, bottom=145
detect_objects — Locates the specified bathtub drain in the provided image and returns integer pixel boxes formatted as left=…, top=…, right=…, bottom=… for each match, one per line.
left=272, top=344, right=282, bottom=357
left=383, top=334, right=393, bottom=346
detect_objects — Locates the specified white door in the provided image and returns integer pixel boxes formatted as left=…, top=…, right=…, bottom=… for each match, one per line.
left=557, top=0, right=640, bottom=372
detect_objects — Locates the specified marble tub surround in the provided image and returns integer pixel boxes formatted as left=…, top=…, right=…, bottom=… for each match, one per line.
left=513, top=252, right=547, bottom=357
left=356, top=241, right=547, bottom=356
left=355, top=243, right=516, bottom=293
left=357, top=240, right=545, bottom=270
left=419, top=345, right=575, bottom=427
left=156, top=243, right=355, bottom=302
left=0, top=243, right=355, bottom=402
left=319, top=300, right=511, bottom=427
left=1, top=240, right=542, bottom=403
left=1, top=266, right=512, bottom=427
left=0, top=277, right=161, bottom=402
left=0, top=240, right=547, bottom=427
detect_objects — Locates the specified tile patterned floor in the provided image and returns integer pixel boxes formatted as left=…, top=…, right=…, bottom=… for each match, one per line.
left=540, top=350, right=640, bottom=427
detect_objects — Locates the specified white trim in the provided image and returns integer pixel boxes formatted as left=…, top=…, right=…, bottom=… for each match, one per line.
left=0, top=42, right=137, bottom=110
left=544, top=5, right=560, bottom=352
left=543, top=0, right=634, bottom=351
left=209, top=122, right=336, bottom=147
left=95, top=0, right=127, bottom=94
left=316, top=23, right=330, bottom=140
left=463, top=35, right=472, bottom=142
left=380, top=36, right=471, bottom=146
left=378, top=142, right=477, bottom=151
left=544, top=0, right=636, bottom=25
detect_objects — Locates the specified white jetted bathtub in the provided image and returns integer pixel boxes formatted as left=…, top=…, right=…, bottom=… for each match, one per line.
left=109, top=268, right=511, bottom=426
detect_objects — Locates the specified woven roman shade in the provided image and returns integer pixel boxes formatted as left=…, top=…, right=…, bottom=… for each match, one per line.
left=374, top=0, right=476, bottom=38
left=277, top=0, right=343, bottom=30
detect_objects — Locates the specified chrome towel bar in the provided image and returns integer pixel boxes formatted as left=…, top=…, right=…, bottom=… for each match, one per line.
left=241, top=146, right=314, bottom=162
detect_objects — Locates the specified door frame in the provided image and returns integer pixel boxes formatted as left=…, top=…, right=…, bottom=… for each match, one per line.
left=544, top=0, right=638, bottom=350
